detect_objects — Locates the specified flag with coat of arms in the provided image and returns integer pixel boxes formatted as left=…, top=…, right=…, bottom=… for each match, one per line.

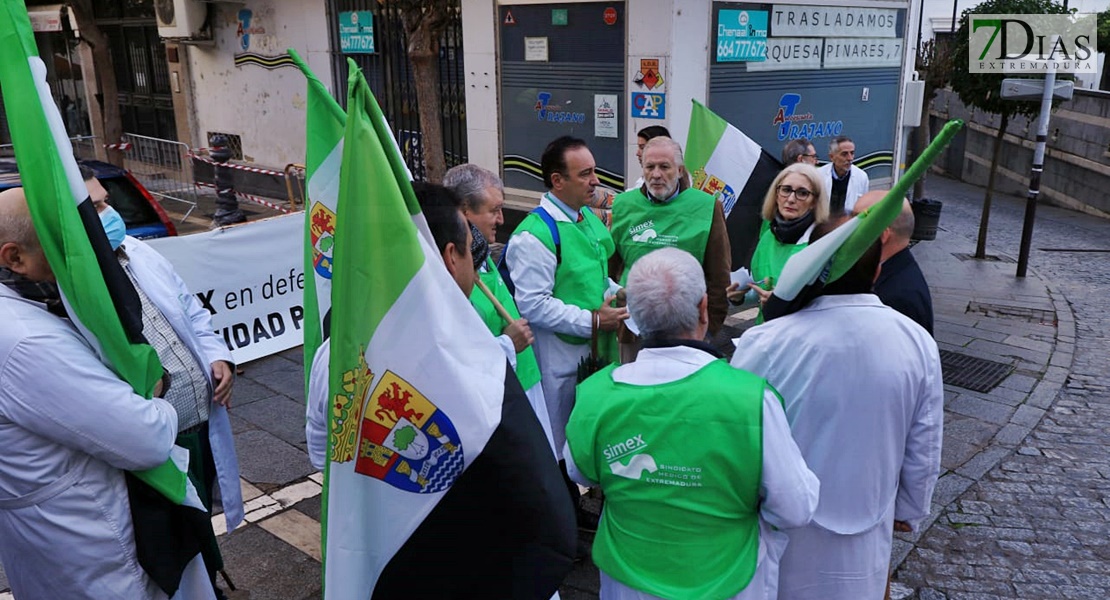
left=685, top=99, right=784, bottom=270
left=298, top=56, right=575, bottom=599
left=0, top=3, right=213, bottom=597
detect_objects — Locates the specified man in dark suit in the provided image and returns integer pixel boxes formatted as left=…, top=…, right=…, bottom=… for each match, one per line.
left=853, top=191, right=934, bottom=335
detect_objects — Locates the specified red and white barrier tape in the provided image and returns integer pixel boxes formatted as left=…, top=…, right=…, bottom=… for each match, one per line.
left=188, top=152, right=288, bottom=178
left=195, top=181, right=292, bottom=214
left=103, top=141, right=133, bottom=151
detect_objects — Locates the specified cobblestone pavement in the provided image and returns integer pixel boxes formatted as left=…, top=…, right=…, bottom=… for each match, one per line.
left=3, top=175, right=1108, bottom=600
left=894, top=175, right=1110, bottom=599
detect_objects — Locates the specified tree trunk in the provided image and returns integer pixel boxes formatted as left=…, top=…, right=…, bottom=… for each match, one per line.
left=401, top=8, right=447, bottom=183
left=68, top=0, right=125, bottom=166
left=975, top=112, right=1009, bottom=259
left=408, top=41, right=445, bottom=183
left=914, top=84, right=932, bottom=200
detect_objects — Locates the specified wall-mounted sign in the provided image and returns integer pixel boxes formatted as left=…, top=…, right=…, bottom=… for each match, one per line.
left=552, top=8, right=568, bottom=26
left=594, top=94, right=618, bottom=138
left=236, top=9, right=266, bottom=52
left=535, top=91, right=586, bottom=124
left=339, top=11, right=375, bottom=54
left=631, top=92, right=666, bottom=119
left=747, top=38, right=823, bottom=71
left=823, top=38, right=902, bottom=69
left=772, top=93, right=844, bottom=142
left=770, top=6, right=897, bottom=38
left=525, top=37, right=549, bottom=61
left=604, top=7, right=618, bottom=26
left=717, top=9, right=769, bottom=62
left=633, top=58, right=665, bottom=90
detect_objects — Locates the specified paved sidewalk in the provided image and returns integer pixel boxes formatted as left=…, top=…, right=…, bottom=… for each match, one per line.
left=2, top=175, right=1106, bottom=600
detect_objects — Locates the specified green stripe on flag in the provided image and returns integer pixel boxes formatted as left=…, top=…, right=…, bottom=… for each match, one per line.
left=686, top=100, right=729, bottom=174
left=334, top=58, right=424, bottom=342
left=289, top=48, right=345, bottom=400
left=0, top=2, right=183, bottom=503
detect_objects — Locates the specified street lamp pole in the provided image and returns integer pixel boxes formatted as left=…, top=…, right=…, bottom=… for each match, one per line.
left=1016, top=36, right=1059, bottom=277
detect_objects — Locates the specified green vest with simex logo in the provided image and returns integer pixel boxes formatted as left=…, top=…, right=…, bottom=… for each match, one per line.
left=611, top=187, right=715, bottom=286
left=513, top=205, right=617, bottom=358
left=566, top=360, right=765, bottom=600
left=469, top=257, right=541, bottom=389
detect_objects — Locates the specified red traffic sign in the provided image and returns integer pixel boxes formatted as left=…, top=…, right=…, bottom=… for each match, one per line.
left=603, top=7, right=617, bottom=25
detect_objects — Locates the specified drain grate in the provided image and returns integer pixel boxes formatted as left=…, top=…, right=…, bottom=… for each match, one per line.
left=940, top=350, right=1014, bottom=393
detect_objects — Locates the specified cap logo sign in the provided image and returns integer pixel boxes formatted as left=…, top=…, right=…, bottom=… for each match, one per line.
left=969, top=13, right=1096, bottom=73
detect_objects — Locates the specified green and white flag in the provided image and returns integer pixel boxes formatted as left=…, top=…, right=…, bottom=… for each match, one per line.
left=763, top=119, right=965, bottom=320
left=685, top=100, right=783, bottom=269
left=318, top=59, right=574, bottom=598
left=0, top=0, right=188, bottom=503
left=289, top=48, right=345, bottom=396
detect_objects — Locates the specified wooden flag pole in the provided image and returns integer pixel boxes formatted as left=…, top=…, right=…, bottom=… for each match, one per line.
left=475, top=278, right=515, bottom=324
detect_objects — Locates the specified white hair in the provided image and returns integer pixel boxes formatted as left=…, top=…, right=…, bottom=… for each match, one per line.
left=627, top=248, right=705, bottom=340
left=443, top=164, right=503, bottom=213
left=642, top=136, right=684, bottom=168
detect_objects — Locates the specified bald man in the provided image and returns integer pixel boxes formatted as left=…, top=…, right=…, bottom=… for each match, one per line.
left=0, top=187, right=179, bottom=599
left=852, top=191, right=934, bottom=335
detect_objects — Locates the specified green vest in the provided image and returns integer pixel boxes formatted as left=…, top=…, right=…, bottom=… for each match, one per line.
left=567, top=360, right=765, bottom=600
left=512, top=203, right=617, bottom=360
left=611, top=187, right=715, bottom=286
left=750, top=221, right=808, bottom=324
left=469, top=257, right=541, bottom=389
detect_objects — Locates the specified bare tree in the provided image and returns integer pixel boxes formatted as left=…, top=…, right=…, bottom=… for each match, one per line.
left=384, top=0, right=451, bottom=183
left=67, top=0, right=125, bottom=166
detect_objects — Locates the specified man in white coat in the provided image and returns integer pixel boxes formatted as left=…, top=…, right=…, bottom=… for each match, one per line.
left=566, top=248, right=818, bottom=600
left=503, top=136, right=628, bottom=464
left=85, top=167, right=244, bottom=598
left=731, top=216, right=944, bottom=599
left=0, top=187, right=180, bottom=599
left=818, top=136, right=869, bottom=214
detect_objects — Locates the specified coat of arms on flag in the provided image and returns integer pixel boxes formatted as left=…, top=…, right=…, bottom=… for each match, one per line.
left=355, top=371, right=464, bottom=494
left=310, top=201, right=337, bottom=279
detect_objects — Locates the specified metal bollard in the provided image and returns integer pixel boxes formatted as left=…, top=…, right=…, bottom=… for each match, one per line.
left=210, top=135, right=246, bottom=227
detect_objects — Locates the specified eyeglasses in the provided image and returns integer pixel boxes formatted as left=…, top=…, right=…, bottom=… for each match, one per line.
left=776, top=185, right=813, bottom=201
left=801, top=153, right=818, bottom=158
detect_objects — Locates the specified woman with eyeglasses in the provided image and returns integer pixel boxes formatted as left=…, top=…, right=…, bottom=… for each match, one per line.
left=728, top=163, right=830, bottom=322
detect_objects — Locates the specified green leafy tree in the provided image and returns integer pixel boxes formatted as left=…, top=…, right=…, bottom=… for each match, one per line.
left=949, top=0, right=1069, bottom=258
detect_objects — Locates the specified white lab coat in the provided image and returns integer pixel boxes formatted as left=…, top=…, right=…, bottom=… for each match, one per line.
left=731, top=294, right=944, bottom=600
left=565, top=345, right=820, bottom=600
left=818, top=163, right=869, bottom=213
left=0, top=284, right=178, bottom=599
left=124, top=237, right=244, bottom=531
left=506, top=196, right=618, bottom=459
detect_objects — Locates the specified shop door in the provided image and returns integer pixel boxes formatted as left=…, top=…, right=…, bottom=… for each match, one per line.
left=499, top=3, right=626, bottom=194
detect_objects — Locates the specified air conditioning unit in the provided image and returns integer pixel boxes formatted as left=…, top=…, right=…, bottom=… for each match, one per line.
left=155, top=0, right=208, bottom=40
